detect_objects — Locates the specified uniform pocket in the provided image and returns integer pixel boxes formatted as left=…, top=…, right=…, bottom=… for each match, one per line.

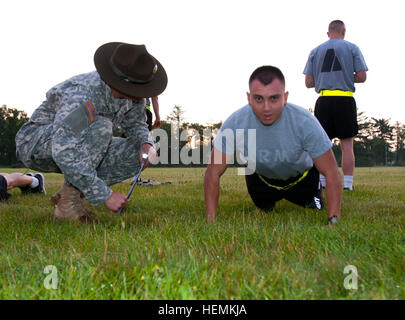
left=63, top=105, right=91, bottom=134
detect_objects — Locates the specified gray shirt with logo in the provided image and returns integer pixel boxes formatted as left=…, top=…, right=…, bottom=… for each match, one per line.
left=213, top=103, right=332, bottom=180
left=303, top=39, right=368, bottom=92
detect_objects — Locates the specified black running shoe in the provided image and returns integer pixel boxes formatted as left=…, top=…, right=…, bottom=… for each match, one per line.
left=31, top=173, right=46, bottom=195
left=344, top=186, right=354, bottom=191
left=19, top=172, right=34, bottom=194
left=307, top=188, right=324, bottom=210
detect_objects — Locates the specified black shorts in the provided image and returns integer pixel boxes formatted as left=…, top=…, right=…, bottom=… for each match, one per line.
left=314, top=96, right=358, bottom=139
left=0, top=175, right=11, bottom=201
left=245, top=166, right=320, bottom=211
left=146, top=108, right=153, bottom=131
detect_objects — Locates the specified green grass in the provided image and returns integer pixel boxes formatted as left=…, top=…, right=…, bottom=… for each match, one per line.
left=0, top=167, right=404, bottom=300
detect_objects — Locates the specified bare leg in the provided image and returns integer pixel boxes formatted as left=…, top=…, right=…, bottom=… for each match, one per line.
left=0, top=173, right=33, bottom=190
left=340, top=138, right=354, bottom=176
left=340, top=138, right=355, bottom=190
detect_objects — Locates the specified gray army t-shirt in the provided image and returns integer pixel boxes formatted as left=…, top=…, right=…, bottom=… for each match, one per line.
left=213, top=103, right=332, bottom=180
left=303, top=39, right=368, bottom=93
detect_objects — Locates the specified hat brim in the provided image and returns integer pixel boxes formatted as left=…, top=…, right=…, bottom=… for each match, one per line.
left=94, top=42, right=168, bottom=98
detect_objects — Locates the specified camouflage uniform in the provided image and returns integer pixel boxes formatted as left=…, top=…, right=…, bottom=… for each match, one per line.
left=15, top=71, right=153, bottom=206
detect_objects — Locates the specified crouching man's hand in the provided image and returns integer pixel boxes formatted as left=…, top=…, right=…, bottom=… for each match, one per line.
left=140, top=143, right=157, bottom=169
left=105, top=191, right=129, bottom=212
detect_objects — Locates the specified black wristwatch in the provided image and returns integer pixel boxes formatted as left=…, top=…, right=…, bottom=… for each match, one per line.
left=328, top=215, right=338, bottom=224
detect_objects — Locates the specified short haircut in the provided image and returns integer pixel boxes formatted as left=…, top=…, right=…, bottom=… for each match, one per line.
left=249, top=66, right=285, bottom=87
left=328, top=20, right=345, bottom=33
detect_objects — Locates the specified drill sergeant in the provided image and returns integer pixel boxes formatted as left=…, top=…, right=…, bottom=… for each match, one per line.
left=15, top=42, right=167, bottom=222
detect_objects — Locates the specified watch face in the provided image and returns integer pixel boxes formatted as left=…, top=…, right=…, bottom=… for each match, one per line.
left=328, top=216, right=338, bottom=224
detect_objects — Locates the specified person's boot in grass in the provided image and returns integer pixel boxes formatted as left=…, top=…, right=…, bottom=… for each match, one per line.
left=51, top=182, right=96, bottom=223
left=79, top=191, right=97, bottom=222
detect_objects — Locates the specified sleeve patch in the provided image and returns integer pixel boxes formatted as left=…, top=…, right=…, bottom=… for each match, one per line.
left=85, top=101, right=96, bottom=123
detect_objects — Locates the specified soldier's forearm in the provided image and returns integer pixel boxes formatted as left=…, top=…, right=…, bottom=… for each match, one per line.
left=204, top=170, right=220, bottom=222
left=325, top=172, right=342, bottom=219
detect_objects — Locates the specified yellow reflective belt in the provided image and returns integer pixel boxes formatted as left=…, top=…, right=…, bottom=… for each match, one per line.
left=320, top=90, right=353, bottom=97
left=145, top=104, right=151, bottom=111
left=257, top=170, right=309, bottom=191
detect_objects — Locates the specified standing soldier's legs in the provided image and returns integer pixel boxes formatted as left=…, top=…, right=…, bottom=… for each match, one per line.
left=336, top=98, right=357, bottom=190
left=340, top=137, right=355, bottom=190
left=340, top=138, right=354, bottom=176
left=315, top=96, right=357, bottom=190
left=145, top=108, right=153, bottom=131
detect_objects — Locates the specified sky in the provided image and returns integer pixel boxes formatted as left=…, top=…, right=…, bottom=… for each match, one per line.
left=1, top=0, right=404, bottom=126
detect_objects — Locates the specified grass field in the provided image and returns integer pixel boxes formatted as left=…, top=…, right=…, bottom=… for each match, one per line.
left=0, top=167, right=404, bottom=300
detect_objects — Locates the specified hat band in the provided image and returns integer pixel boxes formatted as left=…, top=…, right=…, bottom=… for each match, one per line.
left=109, top=56, right=153, bottom=84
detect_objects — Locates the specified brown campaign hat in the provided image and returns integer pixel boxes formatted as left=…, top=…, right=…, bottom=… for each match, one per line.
left=94, top=42, right=167, bottom=98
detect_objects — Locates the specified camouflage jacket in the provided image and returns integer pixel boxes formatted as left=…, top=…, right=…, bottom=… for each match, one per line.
left=26, top=71, right=153, bottom=205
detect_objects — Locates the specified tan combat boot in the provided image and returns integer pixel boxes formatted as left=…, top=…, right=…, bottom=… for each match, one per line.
left=51, top=183, right=97, bottom=223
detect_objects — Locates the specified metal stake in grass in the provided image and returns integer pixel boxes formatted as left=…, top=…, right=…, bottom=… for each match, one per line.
left=117, top=153, right=148, bottom=216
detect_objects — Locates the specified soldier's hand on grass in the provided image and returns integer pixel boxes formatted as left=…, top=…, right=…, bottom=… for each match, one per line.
left=105, top=192, right=129, bottom=212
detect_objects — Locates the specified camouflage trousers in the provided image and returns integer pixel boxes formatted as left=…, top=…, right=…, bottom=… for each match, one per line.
left=15, top=116, right=142, bottom=188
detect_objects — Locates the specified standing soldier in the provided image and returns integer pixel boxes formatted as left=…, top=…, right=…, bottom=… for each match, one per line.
left=145, top=96, right=162, bottom=130
left=304, top=20, right=368, bottom=191
left=15, top=42, right=167, bottom=222
left=137, top=96, right=162, bottom=186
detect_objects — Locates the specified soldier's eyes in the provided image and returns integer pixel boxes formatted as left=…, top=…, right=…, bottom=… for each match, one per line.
left=254, top=96, right=263, bottom=102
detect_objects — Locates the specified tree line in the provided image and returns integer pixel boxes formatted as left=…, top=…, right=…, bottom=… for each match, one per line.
left=0, top=105, right=29, bottom=166
left=1, top=104, right=405, bottom=167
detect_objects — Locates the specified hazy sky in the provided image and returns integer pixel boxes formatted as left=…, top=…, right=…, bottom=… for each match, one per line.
left=1, top=0, right=404, bottom=125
